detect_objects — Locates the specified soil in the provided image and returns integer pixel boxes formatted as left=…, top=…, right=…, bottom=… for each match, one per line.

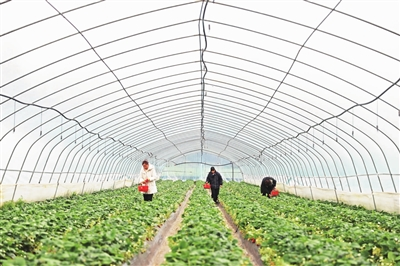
left=126, top=189, right=193, bottom=266
left=126, top=189, right=264, bottom=266
left=217, top=202, right=264, bottom=266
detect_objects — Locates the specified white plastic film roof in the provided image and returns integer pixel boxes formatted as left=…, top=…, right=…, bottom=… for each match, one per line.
left=1, top=0, right=399, bottom=193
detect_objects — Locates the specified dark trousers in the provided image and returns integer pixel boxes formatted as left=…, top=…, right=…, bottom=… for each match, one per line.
left=143, top=194, right=153, bottom=201
left=211, top=187, right=220, bottom=202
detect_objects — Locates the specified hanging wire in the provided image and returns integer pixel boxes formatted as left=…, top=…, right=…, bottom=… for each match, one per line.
left=199, top=0, right=209, bottom=158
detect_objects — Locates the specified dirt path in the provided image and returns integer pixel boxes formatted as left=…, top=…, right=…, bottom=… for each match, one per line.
left=218, top=202, right=264, bottom=266
left=126, top=188, right=263, bottom=266
left=126, top=188, right=193, bottom=266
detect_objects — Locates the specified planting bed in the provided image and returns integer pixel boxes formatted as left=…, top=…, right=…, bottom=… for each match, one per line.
left=162, top=182, right=252, bottom=266
left=2, top=180, right=399, bottom=265
left=0, top=180, right=192, bottom=265
left=220, top=182, right=400, bottom=265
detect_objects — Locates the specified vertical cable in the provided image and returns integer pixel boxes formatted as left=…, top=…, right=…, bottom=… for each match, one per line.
left=199, top=0, right=209, bottom=161
left=198, top=1, right=205, bottom=160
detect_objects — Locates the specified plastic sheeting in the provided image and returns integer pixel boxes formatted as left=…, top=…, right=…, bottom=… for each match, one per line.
left=279, top=185, right=400, bottom=215
left=1, top=1, right=399, bottom=202
left=0, top=180, right=134, bottom=205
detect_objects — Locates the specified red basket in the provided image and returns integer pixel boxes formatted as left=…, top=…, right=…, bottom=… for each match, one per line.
left=271, top=189, right=279, bottom=197
left=203, top=183, right=210, bottom=189
left=138, top=185, right=149, bottom=192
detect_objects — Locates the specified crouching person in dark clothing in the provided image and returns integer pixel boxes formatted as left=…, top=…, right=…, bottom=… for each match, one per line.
left=206, top=166, right=223, bottom=204
left=260, top=176, right=276, bottom=198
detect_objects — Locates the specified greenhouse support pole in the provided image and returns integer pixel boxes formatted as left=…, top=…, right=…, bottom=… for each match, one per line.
left=12, top=183, right=18, bottom=202
left=293, top=178, right=298, bottom=196
left=81, top=182, right=86, bottom=195
left=309, top=184, right=314, bottom=201
left=371, top=192, right=377, bottom=212
left=231, top=162, right=234, bottom=182
left=53, top=182, right=60, bottom=199
left=331, top=178, right=339, bottom=204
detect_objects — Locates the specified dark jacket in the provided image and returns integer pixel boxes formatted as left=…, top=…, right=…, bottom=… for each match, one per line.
left=260, top=176, right=276, bottom=194
left=206, top=171, right=223, bottom=189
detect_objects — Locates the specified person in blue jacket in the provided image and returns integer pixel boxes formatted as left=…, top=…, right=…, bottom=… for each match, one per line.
left=206, top=166, right=223, bottom=204
left=260, top=176, right=276, bottom=198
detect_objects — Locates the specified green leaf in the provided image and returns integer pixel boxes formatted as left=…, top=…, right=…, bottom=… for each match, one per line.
left=2, top=257, right=27, bottom=266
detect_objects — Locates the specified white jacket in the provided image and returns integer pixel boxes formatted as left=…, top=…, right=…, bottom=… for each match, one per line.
left=139, top=163, right=158, bottom=194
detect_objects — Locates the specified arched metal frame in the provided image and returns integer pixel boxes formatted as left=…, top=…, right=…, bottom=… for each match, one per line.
left=0, top=0, right=399, bottom=195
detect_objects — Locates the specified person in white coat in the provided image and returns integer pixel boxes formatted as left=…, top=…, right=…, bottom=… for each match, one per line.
left=139, top=159, right=158, bottom=201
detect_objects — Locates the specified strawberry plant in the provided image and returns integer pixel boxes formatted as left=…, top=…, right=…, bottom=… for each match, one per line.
left=163, top=182, right=252, bottom=266
left=0, top=180, right=193, bottom=265
left=220, top=182, right=400, bottom=265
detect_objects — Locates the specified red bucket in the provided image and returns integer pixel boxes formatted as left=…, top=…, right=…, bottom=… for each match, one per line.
left=203, top=183, right=210, bottom=189
left=138, top=185, right=149, bottom=192
left=271, top=189, right=279, bottom=197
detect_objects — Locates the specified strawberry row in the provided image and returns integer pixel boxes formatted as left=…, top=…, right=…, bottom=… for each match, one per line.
left=0, top=180, right=192, bottom=265
left=220, top=182, right=400, bottom=265
left=162, top=182, right=252, bottom=266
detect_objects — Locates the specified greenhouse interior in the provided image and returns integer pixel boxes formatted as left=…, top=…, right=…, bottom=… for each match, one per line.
left=1, top=0, right=399, bottom=265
